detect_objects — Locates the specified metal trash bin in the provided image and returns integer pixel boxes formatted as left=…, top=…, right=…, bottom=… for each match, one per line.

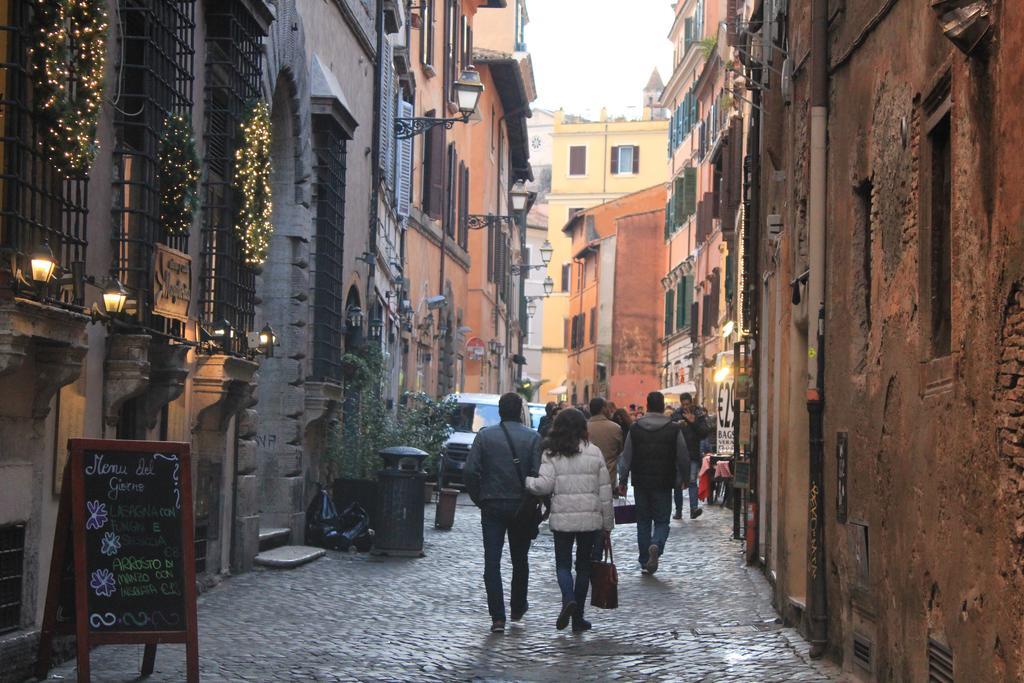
left=434, top=488, right=459, bottom=530
left=372, top=447, right=427, bottom=556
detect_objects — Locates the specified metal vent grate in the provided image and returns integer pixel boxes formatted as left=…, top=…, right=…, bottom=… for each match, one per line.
left=852, top=633, right=872, bottom=672
left=0, top=523, right=26, bottom=634
left=928, top=638, right=954, bottom=683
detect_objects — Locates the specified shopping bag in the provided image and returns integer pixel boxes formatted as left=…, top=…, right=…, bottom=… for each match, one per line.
left=613, top=496, right=637, bottom=525
left=698, top=469, right=712, bottom=502
left=590, top=533, right=618, bottom=610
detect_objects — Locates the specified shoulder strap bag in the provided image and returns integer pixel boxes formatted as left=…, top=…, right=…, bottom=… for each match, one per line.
left=500, top=422, right=543, bottom=540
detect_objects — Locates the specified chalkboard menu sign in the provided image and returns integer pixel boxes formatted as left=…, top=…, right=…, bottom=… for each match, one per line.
left=36, top=439, right=199, bottom=682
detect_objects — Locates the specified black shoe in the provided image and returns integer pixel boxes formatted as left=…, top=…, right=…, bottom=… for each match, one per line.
left=556, top=601, right=576, bottom=630
left=490, top=620, right=505, bottom=633
left=511, top=605, right=528, bottom=622
left=572, top=618, right=592, bottom=633
left=673, top=510, right=683, bottom=520
left=690, top=508, right=704, bottom=520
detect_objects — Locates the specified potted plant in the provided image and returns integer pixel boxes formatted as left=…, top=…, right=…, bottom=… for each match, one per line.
left=323, top=351, right=456, bottom=527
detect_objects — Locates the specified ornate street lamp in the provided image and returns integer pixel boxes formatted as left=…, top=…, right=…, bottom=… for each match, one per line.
left=510, top=181, right=529, bottom=213
left=101, top=277, right=128, bottom=315
left=395, top=67, right=484, bottom=140
left=30, top=240, right=57, bottom=282
left=539, top=239, right=553, bottom=265
left=258, top=322, right=278, bottom=357
left=527, top=299, right=538, bottom=318
left=543, top=276, right=554, bottom=296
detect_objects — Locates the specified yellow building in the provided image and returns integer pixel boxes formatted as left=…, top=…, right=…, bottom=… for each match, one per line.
left=540, top=98, right=669, bottom=402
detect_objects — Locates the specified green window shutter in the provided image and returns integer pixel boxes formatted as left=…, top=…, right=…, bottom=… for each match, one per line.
left=682, top=167, right=697, bottom=220
left=684, top=276, right=693, bottom=326
left=664, top=201, right=670, bottom=239
left=665, top=290, right=675, bottom=336
left=725, top=252, right=735, bottom=303
left=676, top=280, right=685, bottom=329
left=673, top=176, right=685, bottom=229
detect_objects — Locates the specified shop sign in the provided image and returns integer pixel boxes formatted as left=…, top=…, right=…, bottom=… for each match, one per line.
left=716, top=379, right=735, bottom=456
left=152, top=244, right=192, bottom=322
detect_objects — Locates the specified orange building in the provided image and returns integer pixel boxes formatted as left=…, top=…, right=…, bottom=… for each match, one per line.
left=401, top=0, right=533, bottom=397
left=563, top=184, right=666, bottom=408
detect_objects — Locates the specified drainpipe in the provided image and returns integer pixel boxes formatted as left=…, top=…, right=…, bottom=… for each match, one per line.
left=367, top=0, right=384, bottom=318
left=806, top=0, right=829, bottom=659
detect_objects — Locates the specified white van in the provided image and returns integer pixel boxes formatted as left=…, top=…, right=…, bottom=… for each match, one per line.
left=436, top=393, right=529, bottom=489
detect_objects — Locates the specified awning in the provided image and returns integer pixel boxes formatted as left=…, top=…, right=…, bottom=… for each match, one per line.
left=659, top=382, right=697, bottom=395
left=548, top=385, right=567, bottom=395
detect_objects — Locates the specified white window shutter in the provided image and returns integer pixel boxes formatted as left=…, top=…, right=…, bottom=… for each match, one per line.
left=397, top=100, right=413, bottom=217
left=380, top=36, right=395, bottom=191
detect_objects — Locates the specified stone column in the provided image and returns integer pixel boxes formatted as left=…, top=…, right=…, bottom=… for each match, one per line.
left=191, top=355, right=258, bottom=576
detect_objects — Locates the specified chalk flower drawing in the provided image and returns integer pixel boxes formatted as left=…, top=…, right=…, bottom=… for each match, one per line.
left=90, top=568, right=116, bottom=597
left=86, top=500, right=108, bottom=530
left=100, top=532, right=121, bottom=556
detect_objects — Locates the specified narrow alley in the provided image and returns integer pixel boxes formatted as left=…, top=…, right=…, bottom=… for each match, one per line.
left=44, top=498, right=838, bottom=682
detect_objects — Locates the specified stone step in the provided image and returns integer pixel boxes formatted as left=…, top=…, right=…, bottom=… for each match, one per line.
left=253, top=545, right=326, bottom=569
left=258, top=527, right=290, bottom=551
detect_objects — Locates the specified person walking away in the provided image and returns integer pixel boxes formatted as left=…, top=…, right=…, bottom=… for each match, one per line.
left=526, top=408, right=613, bottom=632
left=586, top=396, right=624, bottom=560
left=537, top=401, right=557, bottom=437
left=616, top=391, right=690, bottom=574
left=611, top=407, right=633, bottom=434
left=671, top=393, right=713, bottom=520
left=464, top=393, right=543, bottom=633
left=586, top=397, right=623, bottom=488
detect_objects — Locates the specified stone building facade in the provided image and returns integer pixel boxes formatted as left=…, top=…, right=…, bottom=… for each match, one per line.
left=747, top=0, right=1022, bottom=679
left=0, top=0, right=396, bottom=677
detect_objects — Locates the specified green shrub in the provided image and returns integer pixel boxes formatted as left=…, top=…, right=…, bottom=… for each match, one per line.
left=323, top=349, right=455, bottom=481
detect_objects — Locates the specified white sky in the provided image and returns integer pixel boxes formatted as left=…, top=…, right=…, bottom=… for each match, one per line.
left=526, top=0, right=674, bottom=118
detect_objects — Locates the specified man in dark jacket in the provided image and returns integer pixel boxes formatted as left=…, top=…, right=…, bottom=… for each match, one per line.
left=671, top=393, right=713, bottom=519
left=463, top=393, right=542, bottom=633
left=617, top=391, right=689, bottom=574
left=536, top=401, right=557, bottom=437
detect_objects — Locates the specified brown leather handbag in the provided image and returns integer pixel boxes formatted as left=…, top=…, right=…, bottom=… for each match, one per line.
left=590, top=532, right=618, bottom=609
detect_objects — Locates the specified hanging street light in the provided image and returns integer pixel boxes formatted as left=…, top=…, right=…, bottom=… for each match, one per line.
left=527, top=299, right=538, bottom=318
left=510, top=181, right=530, bottom=213
left=396, top=66, right=484, bottom=140
left=543, top=276, right=554, bottom=296
left=454, top=66, right=484, bottom=118
left=539, top=239, right=554, bottom=265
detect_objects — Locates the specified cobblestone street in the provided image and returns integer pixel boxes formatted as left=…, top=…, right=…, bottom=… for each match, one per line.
left=43, top=495, right=842, bottom=682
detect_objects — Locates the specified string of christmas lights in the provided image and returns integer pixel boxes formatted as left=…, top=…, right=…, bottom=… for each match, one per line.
left=29, top=0, right=108, bottom=176
left=234, top=101, right=273, bottom=265
left=159, top=114, right=201, bottom=237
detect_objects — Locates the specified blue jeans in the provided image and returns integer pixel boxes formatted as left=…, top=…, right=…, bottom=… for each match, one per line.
left=553, top=531, right=595, bottom=620
left=634, top=488, right=672, bottom=567
left=480, top=500, right=531, bottom=622
left=674, top=461, right=702, bottom=513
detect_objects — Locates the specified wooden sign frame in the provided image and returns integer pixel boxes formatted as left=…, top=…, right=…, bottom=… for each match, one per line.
left=35, top=439, right=199, bottom=682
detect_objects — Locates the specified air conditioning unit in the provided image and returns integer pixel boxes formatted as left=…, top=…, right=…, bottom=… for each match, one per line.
left=767, top=214, right=783, bottom=243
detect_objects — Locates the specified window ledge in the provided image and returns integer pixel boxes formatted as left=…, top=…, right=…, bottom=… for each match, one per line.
left=920, top=353, right=957, bottom=398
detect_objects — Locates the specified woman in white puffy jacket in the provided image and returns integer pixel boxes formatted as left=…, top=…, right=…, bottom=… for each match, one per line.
left=526, top=408, right=614, bottom=632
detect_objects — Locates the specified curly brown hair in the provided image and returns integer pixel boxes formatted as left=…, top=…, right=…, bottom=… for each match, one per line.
left=542, top=407, right=588, bottom=458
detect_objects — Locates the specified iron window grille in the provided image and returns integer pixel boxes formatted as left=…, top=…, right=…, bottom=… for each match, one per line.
left=0, top=523, right=26, bottom=634
left=311, top=116, right=348, bottom=383
left=112, top=0, right=195, bottom=337
left=0, top=0, right=88, bottom=306
left=199, top=0, right=264, bottom=353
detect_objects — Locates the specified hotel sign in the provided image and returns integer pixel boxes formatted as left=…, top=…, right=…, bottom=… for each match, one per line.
left=152, top=243, right=192, bottom=322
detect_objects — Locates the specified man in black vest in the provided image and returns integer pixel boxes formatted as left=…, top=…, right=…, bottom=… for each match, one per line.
left=616, top=391, right=690, bottom=574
